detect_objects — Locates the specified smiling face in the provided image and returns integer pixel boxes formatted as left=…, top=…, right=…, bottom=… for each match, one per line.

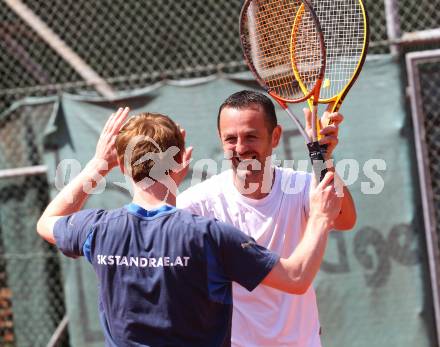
left=218, top=104, right=282, bottom=192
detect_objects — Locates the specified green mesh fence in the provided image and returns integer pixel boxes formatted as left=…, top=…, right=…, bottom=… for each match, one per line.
left=419, top=62, right=440, bottom=252
left=0, top=102, right=68, bottom=347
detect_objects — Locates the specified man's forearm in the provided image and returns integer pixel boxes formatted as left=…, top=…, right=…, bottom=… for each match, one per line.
left=282, top=214, right=331, bottom=292
left=37, top=159, right=109, bottom=243
left=45, top=159, right=108, bottom=216
left=333, top=186, right=356, bottom=230
left=262, top=214, right=331, bottom=294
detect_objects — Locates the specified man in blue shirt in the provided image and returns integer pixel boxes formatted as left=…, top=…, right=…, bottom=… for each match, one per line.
left=37, top=107, right=342, bottom=347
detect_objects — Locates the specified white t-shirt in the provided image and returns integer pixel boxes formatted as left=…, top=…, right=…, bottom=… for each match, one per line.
left=177, top=167, right=321, bottom=347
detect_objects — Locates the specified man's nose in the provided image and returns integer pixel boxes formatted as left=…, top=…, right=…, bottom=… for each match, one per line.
left=235, top=138, right=249, bottom=156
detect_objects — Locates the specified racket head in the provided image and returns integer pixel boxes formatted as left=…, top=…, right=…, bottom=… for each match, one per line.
left=290, top=1, right=326, bottom=106
left=315, top=0, right=370, bottom=111
left=239, top=0, right=326, bottom=105
left=288, top=0, right=369, bottom=111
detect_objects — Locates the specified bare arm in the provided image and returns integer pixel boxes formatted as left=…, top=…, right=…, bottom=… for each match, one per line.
left=333, top=185, right=356, bottom=230
left=304, top=108, right=357, bottom=231
left=36, top=107, right=129, bottom=244
left=261, top=171, right=342, bottom=294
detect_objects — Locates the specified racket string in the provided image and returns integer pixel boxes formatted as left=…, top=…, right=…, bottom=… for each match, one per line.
left=254, top=0, right=303, bottom=98
left=308, top=0, right=365, bottom=99
left=242, top=0, right=324, bottom=101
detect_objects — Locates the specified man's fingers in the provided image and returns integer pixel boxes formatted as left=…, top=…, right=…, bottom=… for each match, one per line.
left=319, top=124, right=339, bottom=136
left=331, top=113, right=344, bottom=125
left=317, top=171, right=335, bottom=189
left=334, top=172, right=345, bottom=197
left=175, top=123, right=186, bottom=136
left=181, top=147, right=193, bottom=168
left=324, top=112, right=344, bottom=126
left=103, top=110, right=119, bottom=133
left=184, top=146, right=193, bottom=161
left=303, top=108, right=312, bottom=130
left=115, top=107, right=130, bottom=132
left=174, top=147, right=193, bottom=174
left=110, top=107, right=130, bottom=134
left=103, top=107, right=123, bottom=133
left=319, top=136, right=338, bottom=147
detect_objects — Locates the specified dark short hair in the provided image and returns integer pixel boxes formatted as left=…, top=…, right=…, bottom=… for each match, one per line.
left=217, top=90, right=278, bottom=133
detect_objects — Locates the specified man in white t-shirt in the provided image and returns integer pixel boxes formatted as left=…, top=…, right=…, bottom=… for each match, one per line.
left=177, top=90, right=357, bottom=347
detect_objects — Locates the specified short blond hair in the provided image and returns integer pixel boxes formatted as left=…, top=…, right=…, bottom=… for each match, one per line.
left=115, top=113, right=184, bottom=183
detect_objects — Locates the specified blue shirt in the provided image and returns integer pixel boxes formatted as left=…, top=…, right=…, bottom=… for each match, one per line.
left=54, top=203, right=279, bottom=347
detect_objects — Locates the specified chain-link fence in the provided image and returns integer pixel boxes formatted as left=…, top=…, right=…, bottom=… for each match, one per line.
left=0, top=0, right=439, bottom=111
left=417, top=61, right=440, bottom=251
left=0, top=103, right=68, bottom=347
left=0, top=0, right=440, bottom=346
left=419, top=59, right=440, bottom=346
left=398, top=1, right=440, bottom=34
left=406, top=50, right=440, bottom=346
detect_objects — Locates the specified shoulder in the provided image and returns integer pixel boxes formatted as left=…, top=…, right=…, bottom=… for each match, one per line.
left=173, top=209, right=242, bottom=240
left=173, top=208, right=222, bottom=229
left=275, top=167, right=312, bottom=192
left=100, top=207, right=128, bottom=222
left=60, top=208, right=106, bottom=229
left=64, top=207, right=128, bottom=233
left=177, top=170, right=230, bottom=206
left=87, top=207, right=127, bottom=226
left=276, top=166, right=311, bottom=181
left=53, top=208, right=123, bottom=259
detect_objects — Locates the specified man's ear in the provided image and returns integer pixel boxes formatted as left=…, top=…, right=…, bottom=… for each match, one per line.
left=271, top=125, right=282, bottom=148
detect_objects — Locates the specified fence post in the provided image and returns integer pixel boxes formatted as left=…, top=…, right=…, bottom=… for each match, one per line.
left=384, top=0, right=401, bottom=56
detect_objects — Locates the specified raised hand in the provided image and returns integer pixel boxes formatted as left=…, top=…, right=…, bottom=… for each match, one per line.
left=309, top=171, right=343, bottom=227
left=304, top=108, right=344, bottom=160
left=93, top=107, right=130, bottom=171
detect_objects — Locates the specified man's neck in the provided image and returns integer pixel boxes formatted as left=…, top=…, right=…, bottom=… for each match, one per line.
left=132, top=182, right=176, bottom=210
left=232, top=166, right=276, bottom=200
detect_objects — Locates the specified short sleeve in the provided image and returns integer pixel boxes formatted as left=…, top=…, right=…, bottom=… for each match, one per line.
left=208, top=220, right=279, bottom=291
left=54, top=209, right=105, bottom=258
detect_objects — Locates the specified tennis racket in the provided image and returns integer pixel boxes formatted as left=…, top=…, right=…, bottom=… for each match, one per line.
left=239, top=0, right=328, bottom=180
left=292, top=0, right=369, bottom=145
left=290, top=3, right=324, bottom=146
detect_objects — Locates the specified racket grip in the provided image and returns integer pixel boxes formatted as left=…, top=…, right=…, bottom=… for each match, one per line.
left=319, top=144, right=328, bottom=158
left=307, top=141, right=328, bottom=182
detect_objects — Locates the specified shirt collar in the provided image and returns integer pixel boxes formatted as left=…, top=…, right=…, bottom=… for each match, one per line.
left=125, top=203, right=176, bottom=218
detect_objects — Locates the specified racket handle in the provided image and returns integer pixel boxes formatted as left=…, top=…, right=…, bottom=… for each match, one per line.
left=319, top=143, right=328, bottom=158
left=307, top=141, right=327, bottom=181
